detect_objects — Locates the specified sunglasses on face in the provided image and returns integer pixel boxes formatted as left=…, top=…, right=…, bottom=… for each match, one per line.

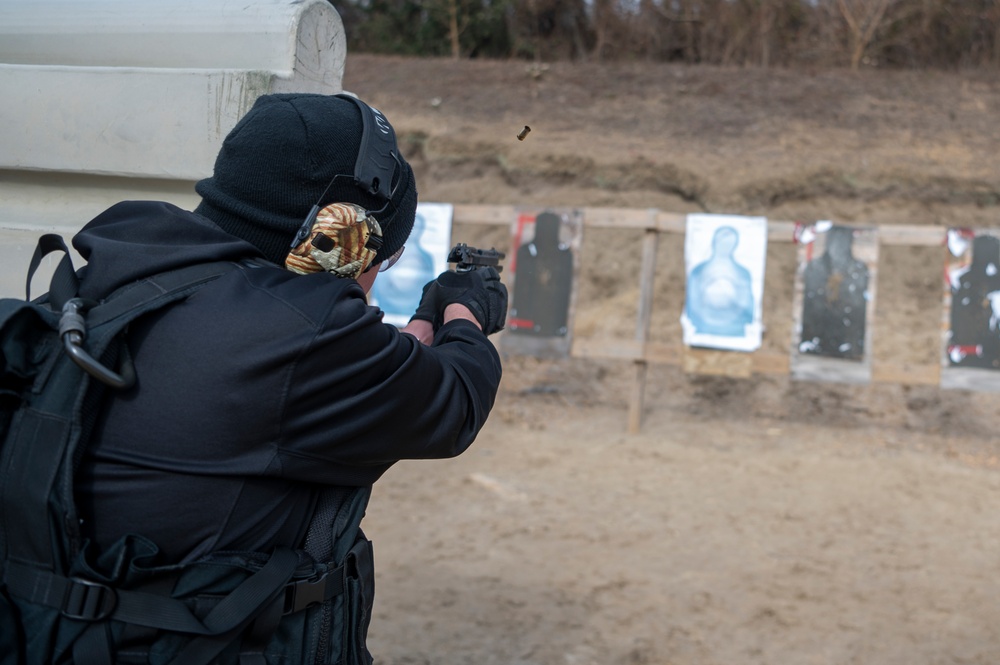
left=369, top=245, right=405, bottom=273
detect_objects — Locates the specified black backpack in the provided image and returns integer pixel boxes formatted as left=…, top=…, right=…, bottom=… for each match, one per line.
left=0, top=235, right=374, bottom=665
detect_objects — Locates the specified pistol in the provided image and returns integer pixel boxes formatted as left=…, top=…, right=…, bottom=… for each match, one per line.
left=447, top=243, right=505, bottom=273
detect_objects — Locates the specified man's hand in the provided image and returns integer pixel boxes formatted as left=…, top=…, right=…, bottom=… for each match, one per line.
left=410, top=279, right=442, bottom=330
left=408, top=266, right=508, bottom=336
left=435, top=266, right=507, bottom=335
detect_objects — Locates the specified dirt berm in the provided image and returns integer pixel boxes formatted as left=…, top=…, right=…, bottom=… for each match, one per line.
left=344, top=55, right=1000, bottom=665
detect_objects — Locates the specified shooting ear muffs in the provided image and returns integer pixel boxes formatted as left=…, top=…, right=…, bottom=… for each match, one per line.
left=287, top=94, right=402, bottom=278
left=286, top=203, right=384, bottom=279
left=336, top=94, right=400, bottom=202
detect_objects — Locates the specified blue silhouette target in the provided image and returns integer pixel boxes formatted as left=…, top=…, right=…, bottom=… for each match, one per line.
left=681, top=214, right=767, bottom=352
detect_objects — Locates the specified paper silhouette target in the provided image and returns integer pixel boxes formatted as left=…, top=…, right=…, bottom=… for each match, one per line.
left=941, top=228, right=1000, bottom=392
left=791, top=222, right=878, bottom=384
left=681, top=214, right=768, bottom=352
left=504, top=209, right=582, bottom=358
left=369, top=203, right=453, bottom=327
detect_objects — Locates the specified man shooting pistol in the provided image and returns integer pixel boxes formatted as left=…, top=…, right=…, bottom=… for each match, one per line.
left=402, top=243, right=508, bottom=345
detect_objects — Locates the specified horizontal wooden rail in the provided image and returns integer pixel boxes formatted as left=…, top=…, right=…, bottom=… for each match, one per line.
left=455, top=204, right=955, bottom=431
left=453, top=204, right=948, bottom=245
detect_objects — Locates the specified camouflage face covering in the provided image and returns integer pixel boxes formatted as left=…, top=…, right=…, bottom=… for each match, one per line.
left=285, top=203, right=383, bottom=279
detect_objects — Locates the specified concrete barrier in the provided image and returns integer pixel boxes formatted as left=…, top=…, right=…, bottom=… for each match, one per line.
left=0, top=0, right=347, bottom=295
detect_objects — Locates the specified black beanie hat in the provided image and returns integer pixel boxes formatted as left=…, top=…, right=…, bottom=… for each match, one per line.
left=194, top=93, right=418, bottom=266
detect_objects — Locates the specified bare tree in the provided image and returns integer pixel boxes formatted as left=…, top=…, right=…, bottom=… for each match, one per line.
left=344, top=0, right=1000, bottom=69
left=836, top=0, right=896, bottom=70
left=759, top=0, right=776, bottom=67
left=447, top=0, right=461, bottom=58
left=590, top=0, right=611, bottom=61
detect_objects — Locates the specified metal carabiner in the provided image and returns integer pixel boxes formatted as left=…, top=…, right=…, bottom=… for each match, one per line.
left=60, top=299, right=136, bottom=390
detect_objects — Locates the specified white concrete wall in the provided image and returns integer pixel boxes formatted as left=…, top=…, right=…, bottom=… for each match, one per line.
left=0, top=0, right=347, bottom=296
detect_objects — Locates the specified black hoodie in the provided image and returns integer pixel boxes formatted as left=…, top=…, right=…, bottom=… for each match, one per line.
left=72, top=201, right=501, bottom=562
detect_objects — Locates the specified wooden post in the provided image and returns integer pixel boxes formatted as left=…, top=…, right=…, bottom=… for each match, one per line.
left=627, top=219, right=660, bottom=434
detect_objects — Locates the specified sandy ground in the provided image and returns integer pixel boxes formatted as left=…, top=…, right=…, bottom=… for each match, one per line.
left=366, top=399, right=1000, bottom=665
left=338, top=55, right=1000, bottom=665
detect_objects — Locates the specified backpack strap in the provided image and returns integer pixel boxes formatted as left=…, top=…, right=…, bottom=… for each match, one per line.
left=2, top=258, right=244, bottom=571
left=26, top=234, right=79, bottom=307
left=5, top=547, right=301, bottom=665
left=61, top=260, right=250, bottom=389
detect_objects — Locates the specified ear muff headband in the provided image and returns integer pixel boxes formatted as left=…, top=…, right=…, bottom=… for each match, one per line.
left=289, top=95, right=402, bottom=252
left=335, top=93, right=399, bottom=201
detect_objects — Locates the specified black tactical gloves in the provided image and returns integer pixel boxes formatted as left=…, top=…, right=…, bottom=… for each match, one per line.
left=411, top=266, right=508, bottom=335
left=411, top=280, right=442, bottom=329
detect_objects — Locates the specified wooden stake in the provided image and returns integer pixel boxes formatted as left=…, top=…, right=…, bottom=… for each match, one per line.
left=628, top=221, right=659, bottom=434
